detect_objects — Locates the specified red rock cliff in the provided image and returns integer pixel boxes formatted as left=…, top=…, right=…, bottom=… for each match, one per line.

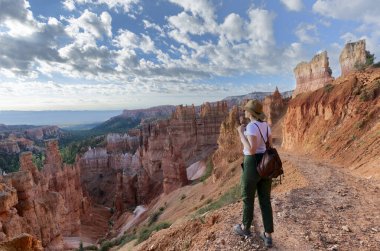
left=293, top=51, right=334, bottom=98
left=282, top=69, right=380, bottom=179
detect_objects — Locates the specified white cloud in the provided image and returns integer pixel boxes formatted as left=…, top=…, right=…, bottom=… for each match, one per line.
left=313, top=0, right=380, bottom=62
left=113, top=29, right=155, bottom=53
left=280, top=0, right=303, bottom=11
left=313, top=0, right=380, bottom=24
left=65, top=10, right=112, bottom=39
left=246, top=8, right=276, bottom=53
left=168, top=12, right=208, bottom=35
left=143, top=19, right=163, bottom=33
left=63, top=0, right=76, bottom=11
left=66, top=0, right=140, bottom=13
left=168, top=0, right=217, bottom=33
left=220, top=13, right=244, bottom=42
left=295, top=23, right=319, bottom=43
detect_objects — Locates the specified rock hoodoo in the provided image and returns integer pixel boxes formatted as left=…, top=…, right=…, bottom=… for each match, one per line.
left=263, top=87, right=287, bottom=126
left=339, top=39, right=367, bottom=76
left=293, top=51, right=334, bottom=98
left=0, top=140, right=87, bottom=250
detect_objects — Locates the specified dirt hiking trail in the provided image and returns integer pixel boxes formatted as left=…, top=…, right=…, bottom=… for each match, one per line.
left=131, top=150, right=380, bottom=251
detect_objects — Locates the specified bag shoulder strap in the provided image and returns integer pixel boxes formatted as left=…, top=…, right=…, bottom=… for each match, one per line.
left=253, top=123, right=270, bottom=149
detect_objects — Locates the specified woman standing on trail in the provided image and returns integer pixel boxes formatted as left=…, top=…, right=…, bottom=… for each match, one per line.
left=234, top=99, right=274, bottom=248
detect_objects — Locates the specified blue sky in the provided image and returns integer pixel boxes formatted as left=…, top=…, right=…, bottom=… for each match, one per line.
left=0, top=0, right=379, bottom=110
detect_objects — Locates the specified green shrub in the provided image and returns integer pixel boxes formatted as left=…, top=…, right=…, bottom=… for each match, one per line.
left=0, top=153, right=19, bottom=174
left=356, top=120, right=366, bottom=129
left=196, top=184, right=241, bottom=215
left=98, top=232, right=137, bottom=251
left=77, top=241, right=84, bottom=251
left=365, top=51, right=375, bottom=66
left=355, top=51, right=375, bottom=71
left=84, top=245, right=98, bottom=250
left=99, top=241, right=112, bottom=251
left=148, top=210, right=163, bottom=226
left=200, top=158, right=214, bottom=183
left=180, top=194, right=187, bottom=200
left=359, top=89, right=374, bottom=101
left=137, top=222, right=171, bottom=244
left=109, top=207, right=115, bottom=214
left=32, top=152, right=45, bottom=170
left=324, top=84, right=334, bottom=93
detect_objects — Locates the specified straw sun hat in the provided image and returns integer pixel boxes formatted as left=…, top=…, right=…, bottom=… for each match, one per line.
left=242, top=100, right=266, bottom=121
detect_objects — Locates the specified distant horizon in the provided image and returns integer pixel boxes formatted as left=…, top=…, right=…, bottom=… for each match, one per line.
left=0, top=89, right=294, bottom=112
left=0, top=110, right=123, bottom=126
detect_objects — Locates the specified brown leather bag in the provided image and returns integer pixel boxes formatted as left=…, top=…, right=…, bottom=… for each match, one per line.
left=254, top=124, right=283, bottom=179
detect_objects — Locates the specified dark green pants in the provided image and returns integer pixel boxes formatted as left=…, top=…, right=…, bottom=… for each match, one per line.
left=241, top=154, right=274, bottom=233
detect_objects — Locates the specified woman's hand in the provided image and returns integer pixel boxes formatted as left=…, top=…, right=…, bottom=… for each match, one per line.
left=236, top=125, right=245, bottom=134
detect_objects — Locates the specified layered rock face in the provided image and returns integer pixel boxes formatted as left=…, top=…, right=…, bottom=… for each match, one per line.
left=106, top=133, right=140, bottom=153
left=212, top=106, right=242, bottom=182
left=0, top=233, right=43, bottom=251
left=282, top=69, right=380, bottom=179
left=79, top=102, right=229, bottom=210
left=0, top=141, right=20, bottom=154
left=25, top=126, right=61, bottom=141
left=340, top=40, right=367, bottom=76
left=293, top=51, right=334, bottom=98
left=0, top=140, right=87, bottom=250
left=263, top=87, right=287, bottom=126
left=121, top=105, right=175, bottom=119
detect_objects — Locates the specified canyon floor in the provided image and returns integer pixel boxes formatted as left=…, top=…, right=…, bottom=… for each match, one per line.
left=120, top=150, right=380, bottom=251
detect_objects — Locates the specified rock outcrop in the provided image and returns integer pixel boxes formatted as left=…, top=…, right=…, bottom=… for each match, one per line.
left=293, top=51, right=334, bottom=98
left=0, top=140, right=87, bottom=250
left=339, top=40, right=367, bottom=76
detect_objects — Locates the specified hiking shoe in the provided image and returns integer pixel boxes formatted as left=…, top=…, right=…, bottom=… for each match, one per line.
left=233, top=224, right=251, bottom=237
left=260, top=232, right=273, bottom=248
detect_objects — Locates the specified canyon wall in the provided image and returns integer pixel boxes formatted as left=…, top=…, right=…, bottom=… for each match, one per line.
left=293, top=51, right=334, bottom=98
left=79, top=102, right=229, bottom=210
left=0, top=140, right=87, bottom=250
left=282, top=68, right=380, bottom=179
left=339, top=40, right=367, bottom=76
